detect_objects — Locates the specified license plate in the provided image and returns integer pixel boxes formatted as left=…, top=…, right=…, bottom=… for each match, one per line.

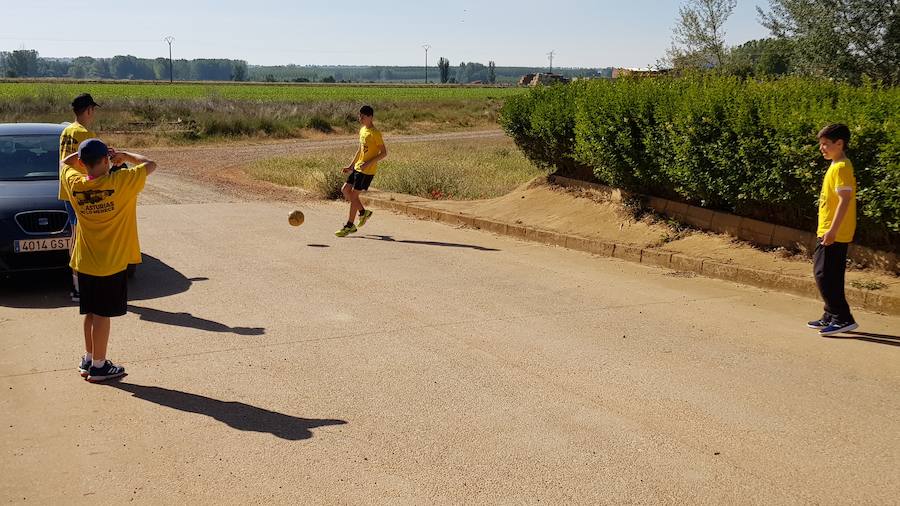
left=14, top=237, right=71, bottom=253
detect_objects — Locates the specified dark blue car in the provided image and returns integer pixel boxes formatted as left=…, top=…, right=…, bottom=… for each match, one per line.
left=0, top=123, right=73, bottom=273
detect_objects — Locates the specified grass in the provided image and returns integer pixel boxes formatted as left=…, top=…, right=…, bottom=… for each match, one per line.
left=850, top=279, right=888, bottom=291
left=0, top=81, right=523, bottom=102
left=245, top=137, right=544, bottom=200
left=0, top=82, right=523, bottom=145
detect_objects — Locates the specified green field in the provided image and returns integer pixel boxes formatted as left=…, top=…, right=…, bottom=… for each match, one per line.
left=0, top=82, right=523, bottom=103
left=0, top=81, right=522, bottom=144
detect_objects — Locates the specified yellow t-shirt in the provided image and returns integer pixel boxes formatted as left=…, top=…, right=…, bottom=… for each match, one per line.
left=816, top=159, right=857, bottom=243
left=354, top=126, right=385, bottom=176
left=58, top=122, right=96, bottom=200
left=63, top=164, right=147, bottom=276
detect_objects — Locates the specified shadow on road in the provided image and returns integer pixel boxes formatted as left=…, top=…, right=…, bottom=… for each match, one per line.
left=353, top=234, right=499, bottom=252
left=823, top=331, right=900, bottom=348
left=106, top=382, right=346, bottom=440
left=0, top=254, right=202, bottom=309
left=128, top=305, right=265, bottom=336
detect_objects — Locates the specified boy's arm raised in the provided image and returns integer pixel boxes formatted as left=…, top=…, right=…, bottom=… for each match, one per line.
left=60, top=152, right=81, bottom=169
left=111, top=151, right=158, bottom=175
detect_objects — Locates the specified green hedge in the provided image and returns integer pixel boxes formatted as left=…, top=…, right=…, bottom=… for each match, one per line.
left=500, top=77, right=900, bottom=249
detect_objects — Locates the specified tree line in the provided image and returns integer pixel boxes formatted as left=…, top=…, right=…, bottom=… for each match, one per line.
left=0, top=50, right=249, bottom=82
left=0, top=50, right=598, bottom=84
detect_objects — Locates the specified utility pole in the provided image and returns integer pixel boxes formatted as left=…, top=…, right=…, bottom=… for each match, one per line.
left=547, top=50, right=555, bottom=74
left=422, top=44, right=431, bottom=84
left=164, top=36, right=175, bottom=83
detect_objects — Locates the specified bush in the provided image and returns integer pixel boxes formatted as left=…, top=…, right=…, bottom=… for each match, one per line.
left=307, top=116, right=333, bottom=133
left=500, top=76, right=900, bottom=248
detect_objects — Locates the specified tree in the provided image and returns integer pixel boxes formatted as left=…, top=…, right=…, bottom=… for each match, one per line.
left=438, top=57, right=450, bottom=83
left=488, top=61, right=496, bottom=84
left=726, top=38, right=793, bottom=77
left=455, top=62, right=488, bottom=83
left=758, top=0, right=900, bottom=83
left=232, top=61, right=247, bottom=81
left=668, top=0, right=737, bottom=68
left=0, top=49, right=40, bottom=77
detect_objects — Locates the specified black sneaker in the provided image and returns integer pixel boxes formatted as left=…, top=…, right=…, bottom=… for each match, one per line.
left=70, top=290, right=80, bottom=303
left=819, top=321, right=859, bottom=337
left=78, top=355, right=91, bottom=378
left=807, top=317, right=832, bottom=329
left=86, top=360, right=127, bottom=383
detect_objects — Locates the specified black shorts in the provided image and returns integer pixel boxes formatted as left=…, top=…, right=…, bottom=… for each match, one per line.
left=346, top=171, right=374, bottom=191
left=78, top=270, right=128, bottom=317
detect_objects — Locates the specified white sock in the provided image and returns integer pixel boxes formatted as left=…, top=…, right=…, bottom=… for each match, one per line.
left=84, top=353, right=92, bottom=362
left=92, top=358, right=106, bottom=368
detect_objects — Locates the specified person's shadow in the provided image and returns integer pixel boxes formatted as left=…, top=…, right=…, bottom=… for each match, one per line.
left=0, top=254, right=205, bottom=309
left=353, top=234, right=499, bottom=252
left=128, top=305, right=265, bottom=336
left=823, top=331, right=900, bottom=348
left=106, top=382, right=347, bottom=440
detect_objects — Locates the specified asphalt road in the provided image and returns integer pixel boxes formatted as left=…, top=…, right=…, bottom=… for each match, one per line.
left=1, top=173, right=898, bottom=504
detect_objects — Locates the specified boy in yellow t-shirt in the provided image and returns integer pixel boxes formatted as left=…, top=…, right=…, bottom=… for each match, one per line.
left=60, top=93, right=101, bottom=302
left=61, top=139, right=158, bottom=382
left=335, top=105, right=388, bottom=237
left=807, top=124, right=859, bottom=337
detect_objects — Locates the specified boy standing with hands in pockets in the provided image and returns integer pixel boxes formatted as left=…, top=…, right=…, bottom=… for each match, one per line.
left=807, top=124, right=859, bottom=337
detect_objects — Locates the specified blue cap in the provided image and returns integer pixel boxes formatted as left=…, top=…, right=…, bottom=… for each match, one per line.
left=77, top=138, right=109, bottom=165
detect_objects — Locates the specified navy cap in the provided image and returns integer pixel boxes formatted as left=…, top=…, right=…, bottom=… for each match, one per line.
left=77, top=138, right=109, bottom=165
left=72, top=93, right=100, bottom=112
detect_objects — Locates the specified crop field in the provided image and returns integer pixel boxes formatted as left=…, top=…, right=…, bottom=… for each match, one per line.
left=0, top=81, right=523, bottom=103
left=0, top=81, right=521, bottom=143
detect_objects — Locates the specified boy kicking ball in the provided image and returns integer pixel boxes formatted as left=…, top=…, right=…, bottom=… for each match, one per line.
left=62, top=139, right=157, bottom=382
left=336, top=105, right=387, bottom=237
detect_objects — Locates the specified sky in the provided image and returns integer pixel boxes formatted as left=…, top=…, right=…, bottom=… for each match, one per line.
left=3, top=1, right=772, bottom=68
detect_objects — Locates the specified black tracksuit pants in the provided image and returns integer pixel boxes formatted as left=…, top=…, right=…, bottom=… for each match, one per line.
left=812, top=239, right=855, bottom=324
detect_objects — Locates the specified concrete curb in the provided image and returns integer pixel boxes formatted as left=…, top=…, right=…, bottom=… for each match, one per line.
left=359, top=194, right=900, bottom=315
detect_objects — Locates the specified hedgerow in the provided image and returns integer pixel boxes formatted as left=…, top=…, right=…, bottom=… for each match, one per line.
left=501, top=76, right=900, bottom=248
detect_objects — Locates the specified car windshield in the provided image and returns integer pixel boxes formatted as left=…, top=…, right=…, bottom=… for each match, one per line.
left=0, top=135, right=60, bottom=181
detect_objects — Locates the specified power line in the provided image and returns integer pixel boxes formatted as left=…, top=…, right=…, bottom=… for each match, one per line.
left=422, top=44, right=431, bottom=84
left=164, top=36, right=175, bottom=83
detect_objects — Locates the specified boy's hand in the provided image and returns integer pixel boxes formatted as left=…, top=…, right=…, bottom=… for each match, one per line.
left=822, top=229, right=837, bottom=246
left=110, top=151, right=128, bottom=166
left=342, top=166, right=353, bottom=174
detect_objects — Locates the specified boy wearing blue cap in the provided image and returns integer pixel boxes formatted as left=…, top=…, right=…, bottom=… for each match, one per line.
left=61, top=139, right=157, bottom=382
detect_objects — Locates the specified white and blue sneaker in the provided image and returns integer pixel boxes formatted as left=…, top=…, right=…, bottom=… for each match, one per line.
left=78, top=356, right=91, bottom=378
left=806, top=317, right=833, bottom=330
left=86, top=360, right=127, bottom=383
left=819, top=321, right=859, bottom=337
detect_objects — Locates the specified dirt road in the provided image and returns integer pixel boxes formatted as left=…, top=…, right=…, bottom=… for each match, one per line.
left=1, top=169, right=898, bottom=504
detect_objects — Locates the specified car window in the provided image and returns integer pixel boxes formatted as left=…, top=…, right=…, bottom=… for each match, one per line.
left=0, top=135, right=60, bottom=181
